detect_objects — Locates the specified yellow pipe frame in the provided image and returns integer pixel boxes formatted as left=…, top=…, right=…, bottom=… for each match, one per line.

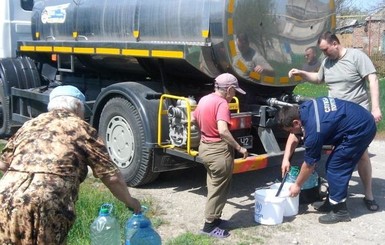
left=157, top=94, right=198, bottom=157
left=157, top=94, right=240, bottom=157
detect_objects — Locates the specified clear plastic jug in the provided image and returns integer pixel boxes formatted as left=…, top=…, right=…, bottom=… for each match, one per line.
left=90, top=203, right=121, bottom=245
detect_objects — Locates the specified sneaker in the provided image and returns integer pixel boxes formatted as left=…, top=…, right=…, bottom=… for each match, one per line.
left=200, top=227, right=230, bottom=238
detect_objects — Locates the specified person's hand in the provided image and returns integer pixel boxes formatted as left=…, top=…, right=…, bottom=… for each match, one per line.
left=281, top=159, right=291, bottom=178
left=288, top=68, right=300, bottom=78
left=127, top=197, right=141, bottom=214
left=238, top=146, right=248, bottom=159
left=253, top=65, right=264, bottom=73
left=372, top=108, right=382, bottom=123
left=289, top=182, right=301, bottom=197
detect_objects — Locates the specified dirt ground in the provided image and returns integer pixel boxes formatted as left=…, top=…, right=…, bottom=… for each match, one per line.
left=129, top=139, right=385, bottom=245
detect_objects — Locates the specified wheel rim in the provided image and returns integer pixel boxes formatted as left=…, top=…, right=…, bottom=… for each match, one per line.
left=105, top=115, right=135, bottom=168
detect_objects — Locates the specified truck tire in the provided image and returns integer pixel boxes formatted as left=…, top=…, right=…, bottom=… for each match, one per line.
left=0, top=57, right=41, bottom=137
left=0, top=76, right=11, bottom=138
left=98, top=97, right=159, bottom=186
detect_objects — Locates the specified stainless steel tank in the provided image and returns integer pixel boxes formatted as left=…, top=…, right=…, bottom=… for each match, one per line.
left=31, top=0, right=335, bottom=88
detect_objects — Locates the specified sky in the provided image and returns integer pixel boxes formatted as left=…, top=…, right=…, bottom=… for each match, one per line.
left=350, top=0, right=384, bottom=11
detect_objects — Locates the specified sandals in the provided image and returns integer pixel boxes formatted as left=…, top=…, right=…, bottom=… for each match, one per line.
left=200, top=227, right=230, bottom=238
left=363, top=197, right=379, bottom=211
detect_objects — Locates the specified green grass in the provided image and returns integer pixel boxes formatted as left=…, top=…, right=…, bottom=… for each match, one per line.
left=67, top=178, right=127, bottom=245
left=294, top=79, right=385, bottom=133
left=67, top=178, right=163, bottom=245
left=165, top=232, right=214, bottom=245
left=293, top=82, right=328, bottom=98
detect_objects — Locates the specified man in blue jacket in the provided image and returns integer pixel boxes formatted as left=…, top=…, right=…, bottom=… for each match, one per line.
left=278, top=97, right=376, bottom=224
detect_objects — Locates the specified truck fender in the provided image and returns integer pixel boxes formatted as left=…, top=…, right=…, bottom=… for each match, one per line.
left=91, top=81, right=162, bottom=148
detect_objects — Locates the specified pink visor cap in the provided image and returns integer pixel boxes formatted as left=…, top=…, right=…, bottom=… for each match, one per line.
left=215, top=73, right=246, bottom=94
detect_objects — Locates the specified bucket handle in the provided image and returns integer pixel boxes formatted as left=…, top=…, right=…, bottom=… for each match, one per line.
left=275, top=172, right=288, bottom=197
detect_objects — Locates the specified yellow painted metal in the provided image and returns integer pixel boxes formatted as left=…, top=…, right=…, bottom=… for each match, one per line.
left=249, top=71, right=261, bottom=81
left=35, top=46, right=52, bottom=52
left=329, top=0, right=336, bottom=30
left=20, top=46, right=35, bottom=51
left=53, top=47, right=73, bottom=53
left=279, top=76, right=290, bottom=84
left=202, top=30, right=209, bottom=38
left=19, top=45, right=183, bottom=59
left=227, top=18, right=234, bottom=35
left=229, top=40, right=237, bottom=57
left=263, top=76, right=275, bottom=84
left=96, top=48, right=121, bottom=55
left=152, top=50, right=184, bottom=59
left=157, top=94, right=198, bottom=157
left=73, top=47, right=95, bottom=54
left=293, top=75, right=302, bottom=82
left=236, top=60, right=248, bottom=73
left=228, top=96, right=240, bottom=113
left=122, top=49, right=150, bottom=57
left=228, top=0, right=235, bottom=13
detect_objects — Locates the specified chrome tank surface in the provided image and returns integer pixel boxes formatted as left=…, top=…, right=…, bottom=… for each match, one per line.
left=32, top=0, right=335, bottom=88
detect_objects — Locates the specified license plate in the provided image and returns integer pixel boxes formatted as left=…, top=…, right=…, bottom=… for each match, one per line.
left=237, top=135, right=253, bottom=149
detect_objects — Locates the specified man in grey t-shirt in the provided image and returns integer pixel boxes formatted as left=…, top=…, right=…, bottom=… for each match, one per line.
left=286, top=31, right=382, bottom=213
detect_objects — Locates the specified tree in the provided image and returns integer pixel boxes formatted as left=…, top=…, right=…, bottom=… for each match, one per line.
left=335, top=0, right=366, bottom=15
left=335, top=0, right=385, bottom=15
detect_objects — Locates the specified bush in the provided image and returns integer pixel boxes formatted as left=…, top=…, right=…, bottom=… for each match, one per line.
left=370, top=52, right=385, bottom=78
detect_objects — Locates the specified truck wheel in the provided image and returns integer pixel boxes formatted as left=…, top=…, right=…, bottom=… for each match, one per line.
left=98, top=97, right=159, bottom=186
left=0, top=76, right=11, bottom=137
left=0, top=57, right=41, bottom=137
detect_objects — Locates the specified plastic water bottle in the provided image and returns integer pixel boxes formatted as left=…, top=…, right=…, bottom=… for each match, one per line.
left=286, top=165, right=319, bottom=190
left=302, top=170, right=319, bottom=190
left=125, top=206, right=161, bottom=245
left=90, top=203, right=121, bottom=245
left=286, top=166, right=300, bottom=183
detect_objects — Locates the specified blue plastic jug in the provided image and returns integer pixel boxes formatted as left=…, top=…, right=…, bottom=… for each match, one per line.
left=90, top=203, right=121, bottom=245
left=125, top=206, right=161, bottom=245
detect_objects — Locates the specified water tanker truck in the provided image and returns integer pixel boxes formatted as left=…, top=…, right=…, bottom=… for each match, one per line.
left=0, top=0, right=335, bottom=186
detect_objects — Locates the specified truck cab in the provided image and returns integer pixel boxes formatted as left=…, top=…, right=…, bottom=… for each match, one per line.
left=0, top=0, right=33, bottom=59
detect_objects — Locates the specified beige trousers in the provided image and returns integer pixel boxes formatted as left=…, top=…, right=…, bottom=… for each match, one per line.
left=199, top=140, right=234, bottom=222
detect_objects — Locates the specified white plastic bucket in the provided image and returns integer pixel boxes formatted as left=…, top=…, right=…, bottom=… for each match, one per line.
left=254, top=189, right=285, bottom=225
left=271, top=183, right=299, bottom=217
